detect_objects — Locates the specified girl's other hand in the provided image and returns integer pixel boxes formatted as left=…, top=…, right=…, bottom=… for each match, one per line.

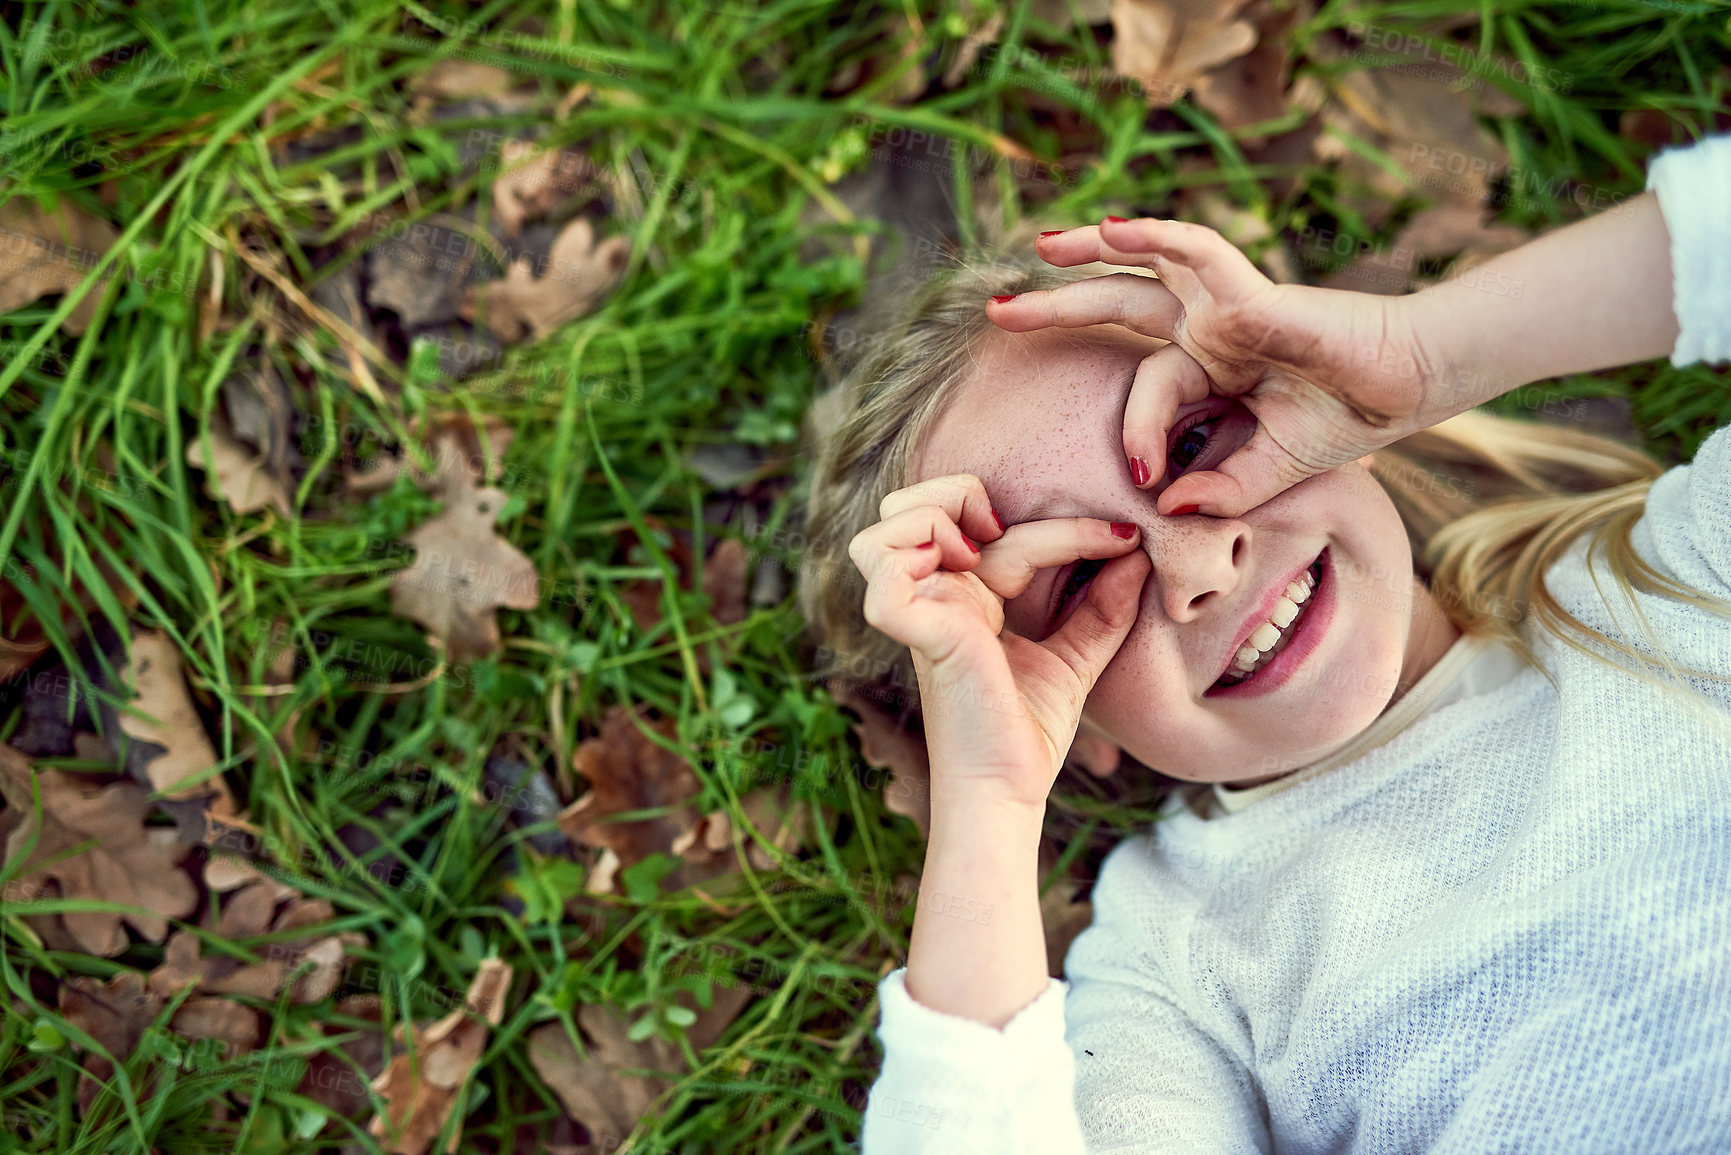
left=990, top=218, right=1467, bottom=519
left=847, top=474, right=1150, bottom=811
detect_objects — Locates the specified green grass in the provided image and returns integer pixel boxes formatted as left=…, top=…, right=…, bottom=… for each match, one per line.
left=0, top=0, right=1728, bottom=1151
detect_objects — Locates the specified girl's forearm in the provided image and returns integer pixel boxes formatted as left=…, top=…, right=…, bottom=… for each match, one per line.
left=903, top=787, right=1050, bottom=1028
left=1406, top=190, right=1678, bottom=408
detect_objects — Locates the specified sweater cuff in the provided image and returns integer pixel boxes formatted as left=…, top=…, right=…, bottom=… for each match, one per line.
left=1646, top=132, right=1731, bottom=367
left=875, top=967, right=1071, bottom=1077
left=863, top=968, right=1083, bottom=1152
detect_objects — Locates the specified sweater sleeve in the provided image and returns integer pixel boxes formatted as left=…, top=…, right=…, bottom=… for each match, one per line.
left=861, top=835, right=1273, bottom=1154
left=1060, top=838, right=1274, bottom=1154
left=1645, top=131, right=1731, bottom=367
left=860, top=969, right=1086, bottom=1154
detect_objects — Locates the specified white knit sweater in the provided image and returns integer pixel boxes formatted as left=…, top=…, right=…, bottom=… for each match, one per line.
left=861, top=132, right=1731, bottom=1154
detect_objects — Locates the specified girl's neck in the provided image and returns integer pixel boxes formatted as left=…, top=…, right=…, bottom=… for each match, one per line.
left=1391, top=576, right=1464, bottom=707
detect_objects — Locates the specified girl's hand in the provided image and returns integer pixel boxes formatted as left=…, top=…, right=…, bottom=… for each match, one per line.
left=990, top=217, right=1467, bottom=519
left=847, top=473, right=1150, bottom=811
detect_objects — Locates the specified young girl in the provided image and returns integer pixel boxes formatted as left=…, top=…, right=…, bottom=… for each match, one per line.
left=798, top=130, right=1731, bottom=1153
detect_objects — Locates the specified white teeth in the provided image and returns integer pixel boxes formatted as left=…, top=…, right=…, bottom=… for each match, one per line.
left=1225, top=562, right=1321, bottom=677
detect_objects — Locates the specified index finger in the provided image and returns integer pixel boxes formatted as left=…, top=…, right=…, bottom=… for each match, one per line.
left=971, top=516, right=1142, bottom=601
left=988, top=270, right=1185, bottom=340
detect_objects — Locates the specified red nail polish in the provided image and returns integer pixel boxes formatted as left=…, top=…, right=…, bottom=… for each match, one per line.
left=1104, top=215, right=1127, bottom=223
left=1110, top=522, right=1136, bottom=539
left=1039, top=230, right=1063, bottom=238
left=919, top=538, right=937, bottom=549
left=1128, top=456, right=1150, bottom=487
left=1170, top=504, right=1199, bottom=516
left=991, top=508, right=1006, bottom=531
left=963, top=535, right=980, bottom=554
left=991, top=294, right=1017, bottom=304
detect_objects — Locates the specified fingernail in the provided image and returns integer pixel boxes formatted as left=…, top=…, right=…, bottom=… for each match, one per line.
left=1169, top=504, right=1199, bottom=517
left=991, top=294, right=1017, bottom=304
left=1110, top=522, right=1136, bottom=539
left=919, top=539, right=937, bottom=549
left=1104, top=215, right=1127, bottom=223
left=991, top=508, right=1006, bottom=531
left=1128, top=456, right=1150, bottom=487
left=1039, top=230, right=1063, bottom=238
left=963, top=535, right=980, bottom=554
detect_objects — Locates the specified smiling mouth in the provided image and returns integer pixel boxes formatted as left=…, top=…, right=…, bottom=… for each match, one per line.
left=1211, top=555, right=1324, bottom=691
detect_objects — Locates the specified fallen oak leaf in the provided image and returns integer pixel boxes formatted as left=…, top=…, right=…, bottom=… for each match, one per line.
left=117, top=630, right=237, bottom=810
left=0, top=197, right=118, bottom=334
left=58, top=970, right=164, bottom=1115
left=491, top=138, right=602, bottom=236
left=368, top=958, right=513, bottom=1155
left=1109, top=0, right=1260, bottom=110
left=1189, top=0, right=1312, bottom=133
left=0, top=742, right=198, bottom=956
left=345, top=410, right=517, bottom=499
left=825, top=679, right=931, bottom=838
left=558, top=705, right=703, bottom=882
left=389, top=484, right=540, bottom=663
left=525, top=1004, right=680, bottom=1149
left=462, top=216, right=629, bottom=343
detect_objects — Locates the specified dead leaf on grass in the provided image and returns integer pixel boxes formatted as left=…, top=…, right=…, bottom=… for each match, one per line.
left=0, top=742, right=197, bottom=956
left=0, top=197, right=119, bottom=334
left=187, top=412, right=294, bottom=517
left=345, top=411, right=516, bottom=499
left=368, top=958, right=513, bottom=1155
left=491, top=139, right=602, bottom=236
left=389, top=483, right=540, bottom=663
left=559, top=705, right=702, bottom=883
left=826, top=680, right=931, bottom=837
left=1041, top=879, right=1095, bottom=979
left=1190, top=0, right=1313, bottom=133
left=463, top=216, right=629, bottom=343
left=412, top=61, right=520, bottom=102
left=118, top=630, right=237, bottom=810
left=58, top=970, right=164, bottom=1114
left=525, top=990, right=752, bottom=1151
left=1110, top=0, right=1260, bottom=110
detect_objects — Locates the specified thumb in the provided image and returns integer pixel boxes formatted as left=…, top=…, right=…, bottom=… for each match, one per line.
left=1160, top=423, right=1319, bottom=519
left=1040, top=548, right=1149, bottom=693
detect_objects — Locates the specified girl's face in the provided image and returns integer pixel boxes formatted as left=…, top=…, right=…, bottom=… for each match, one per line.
left=912, top=324, right=1461, bottom=785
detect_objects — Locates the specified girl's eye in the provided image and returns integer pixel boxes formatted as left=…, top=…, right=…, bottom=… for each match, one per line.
left=1169, top=412, right=1219, bottom=474
left=1054, top=557, right=1107, bottom=616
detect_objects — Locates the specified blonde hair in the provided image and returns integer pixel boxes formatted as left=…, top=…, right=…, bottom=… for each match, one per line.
left=796, top=244, right=1731, bottom=756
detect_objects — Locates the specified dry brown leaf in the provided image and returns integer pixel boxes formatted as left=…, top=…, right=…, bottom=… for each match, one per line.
left=1308, top=35, right=1515, bottom=233
left=464, top=216, right=629, bottom=343
left=0, top=197, right=119, bottom=334
left=702, top=538, right=750, bottom=626
left=170, top=996, right=259, bottom=1056
left=389, top=484, right=540, bottom=663
left=526, top=1005, right=680, bottom=1149
left=1041, top=879, right=1095, bottom=978
left=826, top=680, right=931, bottom=837
left=186, top=416, right=293, bottom=517
left=559, top=705, right=702, bottom=879
left=1190, top=0, right=1312, bottom=132
left=59, top=970, right=164, bottom=1114
left=346, top=411, right=516, bottom=499
left=413, top=61, right=518, bottom=101
left=491, top=139, right=602, bottom=236
left=0, top=743, right=198, bottom=956
left=1110, top=0, right=1260, bottom=110
left=368, top=958, right=513, bottom=1155
left=118, top=630, right=235, bottom=810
